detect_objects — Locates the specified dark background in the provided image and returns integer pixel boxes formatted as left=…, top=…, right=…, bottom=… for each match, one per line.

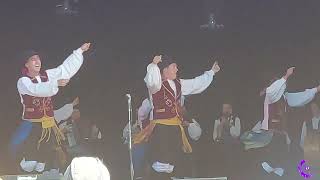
left=0, top=0, right=320, bottom=179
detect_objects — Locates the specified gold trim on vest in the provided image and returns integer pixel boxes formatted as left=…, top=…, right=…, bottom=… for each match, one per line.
left=156, top=109, right=166, bottom=113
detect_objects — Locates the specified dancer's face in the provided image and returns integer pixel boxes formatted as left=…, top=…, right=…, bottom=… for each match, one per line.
left=163, top=63, right=178, bottom=80
left=25, top=55, right=41, bottom=74
left=222, top=103, right=233, bottom=116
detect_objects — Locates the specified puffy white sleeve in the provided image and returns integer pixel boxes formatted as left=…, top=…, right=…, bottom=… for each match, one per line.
left=144, top=63, right=162, bottom=94
left=46, top=48, right=84, bottom=81
left=285, top=88, right=318, bottom=107
left=265, top=78, right=287, bottom=104
left=54, top=103, right=74, bottom=123
left=17, top=77, right=59, bottom=97
left=230, top=117, right=241, bottom=138
left=212, top=119, right=220, bottom=141
left=181, top=70, right=215, bottom=96
left=138, top=98, right=152, bottom=122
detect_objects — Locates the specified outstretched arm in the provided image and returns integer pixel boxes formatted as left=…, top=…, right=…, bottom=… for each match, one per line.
left=46, top=43, right=91, bottom=81
left=285, top=86, right=319, bottom=107
left=54, top=104, right=74, bottom=124
left=54, top=97, right=79, bottom=123
left=144, top=55, right=162, bottom=94
left=265, top=67, right=294, bottom=104
left=181, top=61, right=220, bottom=95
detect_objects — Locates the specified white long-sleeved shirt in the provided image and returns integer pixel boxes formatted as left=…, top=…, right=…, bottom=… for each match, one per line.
left=300, top=116, right=320, bottom=147
left=253, top=86, right=318, bottom=144
left=261, top=78, right=317, bottom=130
left=212, top=116, right=241, bottom=141
left=137, top=98, right=152, bottom=129
left=285, top=88, right=318, bottom=107
left=17, top=48, right=84, bottom=98
left=137, top=98, right=152, bottom=123
left=261, top=78, right=287, bottom=130
left=54, top=103, right=74, bottom=128
left=144, top=63, right=214, bottom=120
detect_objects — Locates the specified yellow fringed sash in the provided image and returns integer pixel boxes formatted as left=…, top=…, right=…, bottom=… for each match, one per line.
left=133, top=116, right=192, bottom=153
left=28, top=115, right=65, bottom=149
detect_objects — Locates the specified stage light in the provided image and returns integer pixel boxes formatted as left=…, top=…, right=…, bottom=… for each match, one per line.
left=200, top=13, right=224, bottom=31
left=55, top=0, right=79, bottom=16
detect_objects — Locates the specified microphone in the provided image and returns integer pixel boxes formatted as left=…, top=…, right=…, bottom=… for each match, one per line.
left=125, top=92, right=134, bottom=180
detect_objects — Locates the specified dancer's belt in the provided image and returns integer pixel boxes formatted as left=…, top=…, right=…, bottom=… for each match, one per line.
left=27, top=115, right=65, bottom=149
left=133, top=116, right=192, bottom=153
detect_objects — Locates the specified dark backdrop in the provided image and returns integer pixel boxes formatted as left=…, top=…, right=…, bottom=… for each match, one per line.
left=0, top=0, right=320, bottom=179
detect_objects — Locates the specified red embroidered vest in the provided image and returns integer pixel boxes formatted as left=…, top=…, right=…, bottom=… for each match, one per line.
left=21, top=71, right=54, bottom=120
left=268, top=97, right=287, bottom=130
left=152, top=79, right=182, bottom=120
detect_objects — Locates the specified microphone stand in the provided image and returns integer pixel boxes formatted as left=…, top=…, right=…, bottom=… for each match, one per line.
left=126, top=94, right=134, bottom=180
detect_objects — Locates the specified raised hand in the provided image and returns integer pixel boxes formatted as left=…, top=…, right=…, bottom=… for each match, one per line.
left=72, top=97, right=80, bottom=106
left=152, top=55, right=162, bottom=65
left=80, top=43, right=91, bottom=52
left=182, top=120, right=190, bottom=127
left=286, top=67, right=295, bottom=77
left=212, top=61, right=220, bottom=73
left=284, top=67, right=295, bottom=80
left=58, top=79, right=70, bottom=87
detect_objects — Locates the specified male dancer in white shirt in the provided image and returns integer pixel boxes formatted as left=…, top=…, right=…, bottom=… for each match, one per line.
left=136, top=55, right=220, bottom=179
left=9, top=43, right=91, bottom=173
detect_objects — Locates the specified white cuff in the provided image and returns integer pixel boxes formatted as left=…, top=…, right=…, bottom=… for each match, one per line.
left=208, top=69, right=215, bottom=76
left=75, top=48, right=83, bottom=54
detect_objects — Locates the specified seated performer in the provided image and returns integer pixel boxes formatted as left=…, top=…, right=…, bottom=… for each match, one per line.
left=213, top=102, right=241, bottom=142
left=212, top=102, right=241, bottom=178
left=55, top=97, right=102, bottom=159
left=135, top=55, right=220, bottom=179
left=9, top=43, right=91, bottom=173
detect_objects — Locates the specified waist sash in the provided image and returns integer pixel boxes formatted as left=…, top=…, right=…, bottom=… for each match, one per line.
left=133, top=116, right=192, bottom=153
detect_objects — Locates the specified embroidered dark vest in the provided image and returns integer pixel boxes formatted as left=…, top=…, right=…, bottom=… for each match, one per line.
left=268, top=97, right=287, bottom=130
left=152, top=79, right=182, bottom=120
left=21, top=71, right=54, bottom=120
